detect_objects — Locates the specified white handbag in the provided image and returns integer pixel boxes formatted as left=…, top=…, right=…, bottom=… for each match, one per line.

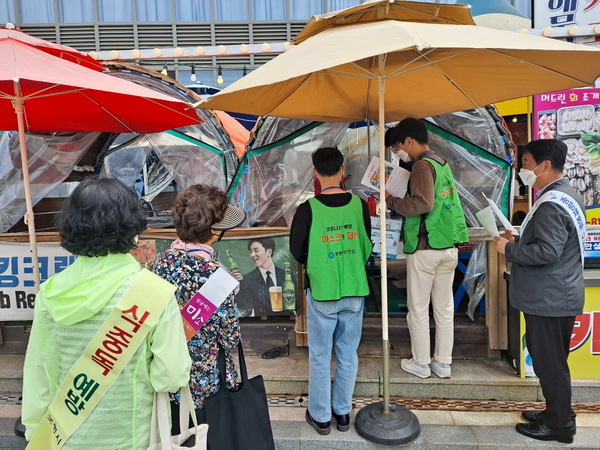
left=148, top=385, right=208, bottom=450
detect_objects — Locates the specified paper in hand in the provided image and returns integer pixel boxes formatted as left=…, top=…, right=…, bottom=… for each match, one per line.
left=475, top=206, right=499, bottom=238
left=482, top=193, right=519, bottom=236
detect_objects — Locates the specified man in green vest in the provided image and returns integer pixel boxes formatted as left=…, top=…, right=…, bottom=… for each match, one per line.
left=385, top=118, right=468, bottom=380
left=290, top=147, right=373, bottom=436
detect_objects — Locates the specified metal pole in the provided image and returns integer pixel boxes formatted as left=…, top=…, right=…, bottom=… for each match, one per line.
left=13, top=79, right=41, bottom=292
left=377, top=54, right=391, bottom=414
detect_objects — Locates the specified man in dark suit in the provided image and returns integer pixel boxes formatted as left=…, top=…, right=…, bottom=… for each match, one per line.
left=234, top=238, right=286, bottom=317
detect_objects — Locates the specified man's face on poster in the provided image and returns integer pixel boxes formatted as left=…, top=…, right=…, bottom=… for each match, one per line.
left=249, top=242, right=272, bottom=269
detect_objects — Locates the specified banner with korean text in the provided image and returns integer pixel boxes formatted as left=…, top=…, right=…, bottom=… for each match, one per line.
left=520, top=286, right=600, bottom=379
left=0, top=242, right=76, bottom=320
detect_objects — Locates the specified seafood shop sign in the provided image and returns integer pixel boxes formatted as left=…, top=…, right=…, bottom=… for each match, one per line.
left=0, top=242, right=75, bottom=320
left=533, top=87, right=600, bottom=259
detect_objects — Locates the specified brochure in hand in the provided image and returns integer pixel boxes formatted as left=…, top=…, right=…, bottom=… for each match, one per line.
left=360, top=156, right=410, bottom=199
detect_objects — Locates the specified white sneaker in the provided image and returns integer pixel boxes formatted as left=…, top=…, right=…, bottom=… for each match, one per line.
left=430, top=360, right=451, bottom=379
left=400, top=358, right=431, bottom=379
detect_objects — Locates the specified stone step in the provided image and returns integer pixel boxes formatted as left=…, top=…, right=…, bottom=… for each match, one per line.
left=2, top=354, right=600, bottom=404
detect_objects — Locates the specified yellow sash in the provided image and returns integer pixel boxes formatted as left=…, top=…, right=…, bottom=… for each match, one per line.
left=27, top=269, right=175, bottom=449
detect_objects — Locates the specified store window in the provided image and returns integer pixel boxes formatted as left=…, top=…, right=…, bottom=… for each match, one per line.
left=59, top=0, right=94, bottom=23
left=98, top=0, right=132, bottom=22
left=137, top=0, right=171, bottom=22
left=215, top=0, right=248, bottom=21
left=253, top=0, right=285, bottom=20
left=0, top=0, right=15, bottom=23
left=176, top=0, right=210, bottom=21
left=19, top=0, right=54, bottom=23
left=178, top=68, right=214, bottom=87
left=326, top=0, right=361, bottom=12
left=290, top=0, right=322, bottom=20
left=216, top=68, right=243, bottom=89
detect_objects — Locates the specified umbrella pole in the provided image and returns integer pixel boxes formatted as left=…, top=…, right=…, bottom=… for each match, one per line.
left=13, top=80, right=41, bottom=292
left=354, top=60, right=419, bottom=446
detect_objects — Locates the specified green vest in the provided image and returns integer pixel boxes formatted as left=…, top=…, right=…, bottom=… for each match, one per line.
left=403, top=157, right=468, bottom=254
left=307, top=195, right=373, bottom=301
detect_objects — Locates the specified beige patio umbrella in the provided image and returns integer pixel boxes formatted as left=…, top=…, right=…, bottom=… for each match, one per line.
left=293, top=0, right=475, bottom=44
left=196, top=17, right=600, bottom=445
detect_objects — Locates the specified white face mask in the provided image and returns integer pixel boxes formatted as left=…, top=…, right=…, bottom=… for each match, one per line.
left=518, top=161, right=545, bottom=187
left=397, top=149, right=411, bottom=163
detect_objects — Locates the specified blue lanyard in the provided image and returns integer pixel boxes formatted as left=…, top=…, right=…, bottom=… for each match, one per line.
left=186, top=249, right=213, bottom=258
left=320, top=186, right=344, bottom=193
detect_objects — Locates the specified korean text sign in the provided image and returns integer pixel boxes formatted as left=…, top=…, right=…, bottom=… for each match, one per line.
left=0, top=242, right=75, bottom=320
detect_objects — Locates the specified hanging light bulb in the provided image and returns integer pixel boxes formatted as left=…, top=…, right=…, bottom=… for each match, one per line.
left=190, top=63, right=197, bottom=82
left=217, top=65, right=224, bottom=85
left=243, top=65, right=247, bottom=76
left=160, top=64, right=168, bottom=76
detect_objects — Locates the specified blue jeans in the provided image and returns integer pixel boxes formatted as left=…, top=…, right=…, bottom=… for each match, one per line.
left=306, top=289, right=364, bottom=422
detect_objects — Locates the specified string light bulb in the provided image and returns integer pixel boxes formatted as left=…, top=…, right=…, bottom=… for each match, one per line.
left=161, top=64, right=168, bottom=76
left=190, top=63, right=197, bottom=82
left=217, top=65, right=224, bottom=85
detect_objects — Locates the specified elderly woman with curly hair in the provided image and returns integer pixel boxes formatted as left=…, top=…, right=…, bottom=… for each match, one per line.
left=152, top=184, right=246, bottom=430
left=21, top=177, right=191, bottom=449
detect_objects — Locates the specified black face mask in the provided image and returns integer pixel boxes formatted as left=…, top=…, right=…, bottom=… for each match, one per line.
left=216, top=230, right=226, bottom=242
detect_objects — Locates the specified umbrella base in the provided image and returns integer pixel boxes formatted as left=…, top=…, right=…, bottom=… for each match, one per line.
left=354, top=401, right=420, bottom=446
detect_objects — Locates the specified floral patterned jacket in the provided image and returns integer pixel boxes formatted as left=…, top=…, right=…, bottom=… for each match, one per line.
left=152, top=249, right=240, bottom=408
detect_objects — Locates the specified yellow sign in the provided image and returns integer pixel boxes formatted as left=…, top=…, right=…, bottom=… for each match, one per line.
left=495, top=97, right=531, bottom=116
left=520, top=286, right=600, bottom=379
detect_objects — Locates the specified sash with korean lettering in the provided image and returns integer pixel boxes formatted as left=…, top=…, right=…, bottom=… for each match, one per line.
left=27, top=269, right=175, bottom=450
left=521, top=189, right=587, bottom=268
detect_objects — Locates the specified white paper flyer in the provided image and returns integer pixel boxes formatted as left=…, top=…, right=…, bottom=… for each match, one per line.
left=360, top=156, right=410, bottom=199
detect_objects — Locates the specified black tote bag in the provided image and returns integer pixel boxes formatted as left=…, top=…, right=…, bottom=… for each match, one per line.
left=204, top=341, right=275, bottom=450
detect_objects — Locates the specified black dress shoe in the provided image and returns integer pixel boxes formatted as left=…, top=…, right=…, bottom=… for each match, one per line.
left=306, top=410, right=330, bottom=435
left=14, top=416, right=25, bottom=438
left=516, top=422, right=574, bottom=444
left=332, top=410, right=350, bottom=432
left=521, top=410, right=543, bottom=423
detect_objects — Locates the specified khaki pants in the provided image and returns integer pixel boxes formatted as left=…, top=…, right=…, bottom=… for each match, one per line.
left=406, top=247, right=458, bottom=365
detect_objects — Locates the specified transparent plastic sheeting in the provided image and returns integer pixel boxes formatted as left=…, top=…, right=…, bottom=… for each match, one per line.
left=230, top=120, right=349, bottom=226
left=424, top=121, right=511, bottom=227
left=233, top=117, right=510, bottom=229
left=463, top=241, right=487, bottom=321
left=426, top=107, right=513, bottom=162
left=0, top=131, right=100, bottom=233
left=148, top=131, right=231, bottom=192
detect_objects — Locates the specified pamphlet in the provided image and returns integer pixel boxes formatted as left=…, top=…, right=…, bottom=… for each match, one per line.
left=475, top=206, right=499, bottom=238
left=360, top=156, right=410, bottom=199
left=482, top=193, right=519, bottom=236
left=180, top=267, right=239, bottom=341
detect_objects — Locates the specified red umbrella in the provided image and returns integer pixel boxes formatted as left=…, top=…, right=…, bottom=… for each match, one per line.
left=0, top=27, right=104, bottom=70
left=0, top=28, right=201, bottom=289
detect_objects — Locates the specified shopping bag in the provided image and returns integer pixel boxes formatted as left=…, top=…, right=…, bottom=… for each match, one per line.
left=148, top=385, right=208, bottom=449
left=204, top=342, right=275, bottom=450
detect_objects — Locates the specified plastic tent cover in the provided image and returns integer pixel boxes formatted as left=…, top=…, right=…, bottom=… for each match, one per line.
left=232, top=113, right=511, bottom=228
left=100, top=69, right=239, bottom=193
left=229, top=120, right=348, bottom=226
left=0, top=131, right=100, bottom=232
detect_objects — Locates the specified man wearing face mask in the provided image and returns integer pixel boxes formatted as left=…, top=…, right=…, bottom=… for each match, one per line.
left=384, top=118, right=468, bottom=380
left=495, top=139, right=585, bottom=444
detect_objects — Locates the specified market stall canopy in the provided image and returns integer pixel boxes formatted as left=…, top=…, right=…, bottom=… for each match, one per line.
left=198, top=20, right=600, bottom=123
left=293, top=0, right=475, bottom=44
left=0, top=28, right=200, bottom=289
left=0, top=40, right=199, bottom=133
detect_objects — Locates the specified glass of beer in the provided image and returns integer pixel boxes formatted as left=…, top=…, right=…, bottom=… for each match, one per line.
left=269, top=286, right=283, bottom=312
